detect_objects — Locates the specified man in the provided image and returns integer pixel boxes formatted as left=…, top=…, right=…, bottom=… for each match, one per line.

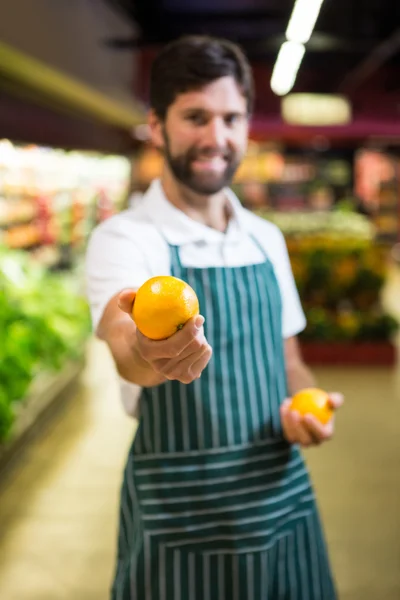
left=86, top=35, right=343, bottom=600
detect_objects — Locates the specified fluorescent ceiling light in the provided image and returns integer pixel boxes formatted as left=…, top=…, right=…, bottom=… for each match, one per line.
left=282, top=93, right=352, bottom=126
left=270, top=41, right=305, bottom=96
left=286, top=0, right=325, bottom=44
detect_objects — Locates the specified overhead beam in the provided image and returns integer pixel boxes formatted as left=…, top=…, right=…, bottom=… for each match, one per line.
left=339, top=27, right=400, bottom=92
left=0, top=40, right=145, bottom=129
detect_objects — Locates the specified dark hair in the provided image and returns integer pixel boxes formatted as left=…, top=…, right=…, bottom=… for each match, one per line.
left=149, top=35, right=254, bottom=119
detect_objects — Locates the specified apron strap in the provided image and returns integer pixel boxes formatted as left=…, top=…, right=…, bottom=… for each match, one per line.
left=154, top=227, right=184, bottom=271
left=168, top=243, right=184, bottom=270
left=249, top=233, right=270, bottom=261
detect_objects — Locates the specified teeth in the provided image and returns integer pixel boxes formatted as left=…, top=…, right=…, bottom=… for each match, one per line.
left=196, top=157, right=225, bottom=163
left=192, top=155, right=227, bottom=172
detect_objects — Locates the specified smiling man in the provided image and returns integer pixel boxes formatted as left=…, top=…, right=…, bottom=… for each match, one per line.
left=86, top=35, right=342, bottom=600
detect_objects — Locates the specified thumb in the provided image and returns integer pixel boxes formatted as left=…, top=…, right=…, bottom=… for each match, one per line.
left=281, top=398, right=292, bottom=410
left=118, top=289, right=137, bottom=314
left=327, top=392, right=344, bottom=410
left=280, top=398, right=292, bottom=417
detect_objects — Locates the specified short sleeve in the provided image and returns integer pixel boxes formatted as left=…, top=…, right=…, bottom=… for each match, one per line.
left=276, top=230, right=306, bottom=339
left=85, top=216, right=165, bottom=331
left=270, top=228, right=306, bottom=339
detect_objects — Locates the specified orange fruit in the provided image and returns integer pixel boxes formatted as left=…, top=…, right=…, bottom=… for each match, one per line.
left=289, top=387, right=333, bottom=425
left=132, top=276, right=199, bottom=340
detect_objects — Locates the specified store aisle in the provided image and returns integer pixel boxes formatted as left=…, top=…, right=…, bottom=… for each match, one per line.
left=0, top=340, right=400, bottom=600
left=305, top=365, right=400, bottom=600
left=0, top=341, right=135, bottom=600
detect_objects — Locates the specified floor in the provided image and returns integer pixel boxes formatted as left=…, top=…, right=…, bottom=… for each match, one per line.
left=0, top=262, right=399, bottom=600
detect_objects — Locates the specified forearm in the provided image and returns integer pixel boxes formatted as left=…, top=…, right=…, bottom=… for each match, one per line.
left=286, top=359, right=316, bottom=396
left=100, top=317, right=166, bottom=387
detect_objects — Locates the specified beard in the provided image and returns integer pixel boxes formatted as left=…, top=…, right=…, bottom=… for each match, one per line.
left=162, top=130, right=242, bottom=195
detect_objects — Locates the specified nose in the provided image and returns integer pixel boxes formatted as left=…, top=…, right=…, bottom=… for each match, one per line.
left=203, top=117, right=227, bottom=149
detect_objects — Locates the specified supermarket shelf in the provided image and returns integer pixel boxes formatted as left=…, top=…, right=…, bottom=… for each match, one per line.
left=0, top=359, right=85, bottom=472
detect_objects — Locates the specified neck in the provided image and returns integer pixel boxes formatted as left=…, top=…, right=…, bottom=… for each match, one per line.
left=160, top=168, right=230, bottom=232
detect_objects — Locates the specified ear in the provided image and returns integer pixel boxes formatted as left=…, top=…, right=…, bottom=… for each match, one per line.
left=148, top=109, right=164, bottom=150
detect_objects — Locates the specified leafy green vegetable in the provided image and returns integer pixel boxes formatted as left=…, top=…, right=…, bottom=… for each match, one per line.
left=0, top=248, right=91, bottom=441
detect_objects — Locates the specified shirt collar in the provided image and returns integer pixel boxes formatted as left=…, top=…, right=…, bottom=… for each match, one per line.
left=142, top=179, right=247, bottom=245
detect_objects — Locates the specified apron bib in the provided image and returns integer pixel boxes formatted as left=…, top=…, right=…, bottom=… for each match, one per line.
left=112, top=237, right=336, bottom=599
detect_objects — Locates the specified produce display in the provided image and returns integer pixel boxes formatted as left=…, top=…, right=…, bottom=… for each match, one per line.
left=0, top=247, right=91, bottom=442
left=258, top=210, right=398, bottom=343
left=0, top=140, right=131, bottom=261
left=0, top=139, right=130, bottom=446
left=260, top=209, right=375, bottom=241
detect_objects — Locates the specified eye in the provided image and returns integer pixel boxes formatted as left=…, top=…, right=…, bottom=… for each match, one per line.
left=225, top=114, right=241, bottom=127
left=186, top=113, right=207, bottom=126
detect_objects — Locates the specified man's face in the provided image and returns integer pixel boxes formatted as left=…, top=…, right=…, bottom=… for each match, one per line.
left=150, top=76, right=249, bottom=195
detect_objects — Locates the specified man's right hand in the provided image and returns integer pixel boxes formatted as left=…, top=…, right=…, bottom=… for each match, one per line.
left=118, top=289, right=212, bottom=385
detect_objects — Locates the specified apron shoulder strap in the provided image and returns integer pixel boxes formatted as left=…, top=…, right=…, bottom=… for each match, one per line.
left=249, top=233, right=270, bottom=261
left=168, top=243, right=183, bottom=270
left=155, top=228, right=184, bottom=270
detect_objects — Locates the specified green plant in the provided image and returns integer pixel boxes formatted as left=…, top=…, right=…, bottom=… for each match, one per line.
left=0, top=248, right=91, bottom=441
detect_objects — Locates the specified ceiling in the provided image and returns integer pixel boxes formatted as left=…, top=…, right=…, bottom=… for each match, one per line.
left=103, top=0, right=400, bottom=141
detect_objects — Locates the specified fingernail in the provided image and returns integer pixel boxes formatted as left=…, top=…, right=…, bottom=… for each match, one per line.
left=195, top=315, right=205, bottom=329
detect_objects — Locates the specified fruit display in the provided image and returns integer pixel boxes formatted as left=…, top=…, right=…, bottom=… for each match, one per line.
left=258, top=209, right=374, bottom=241
left=0, top=139, right=131, bottom=256
left=290, top=388, right=333, bottom=425
left=256, top=210, right=398, bottom=344
left=132, top=276, right=199, bottom=340
left=0, top=247, right=91, bottom=442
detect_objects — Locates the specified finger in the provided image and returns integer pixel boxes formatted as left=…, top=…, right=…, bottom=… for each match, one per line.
left=173, top=315, right=205, bottom=348
left=118, top=289, right=136, bottom=314
left=154, top=333, right=208, bottom=373
left=327, top=392, right=344, bottom=410
left=135, top=330, right=180, bottom=362
left=303, top=414, right=334, bottom=442
left=280, top=401, right=296, bottom=442
left=165, top=344, right=212, bottom=383
left=281, top=406, right=313, bottom=446
left=188, top=344, right=213, bottom=380
left=137, top=315, right=205, bottom=360
left=170, top=329, right=207, bottom=361
left=294, top=419, right=314, bottom=447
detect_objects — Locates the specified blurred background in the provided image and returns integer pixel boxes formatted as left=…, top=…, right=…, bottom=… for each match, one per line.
left=0, top=1, right=400, bottom=599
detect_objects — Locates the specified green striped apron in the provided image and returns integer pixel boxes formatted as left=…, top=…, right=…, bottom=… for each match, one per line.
left=112, top=236, right=336, bottom=599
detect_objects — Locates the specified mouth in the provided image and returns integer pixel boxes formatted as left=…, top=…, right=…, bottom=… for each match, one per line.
left=191, top=155, right=228, bottom=174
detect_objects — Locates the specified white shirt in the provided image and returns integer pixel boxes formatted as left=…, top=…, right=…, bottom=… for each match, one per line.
left=85, top=180, right=306, bottom=415
left=86, top=179, right=305, bottom=335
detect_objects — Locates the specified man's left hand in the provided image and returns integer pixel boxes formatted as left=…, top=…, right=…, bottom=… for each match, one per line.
left=280, top=392, right=344, bottom=448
